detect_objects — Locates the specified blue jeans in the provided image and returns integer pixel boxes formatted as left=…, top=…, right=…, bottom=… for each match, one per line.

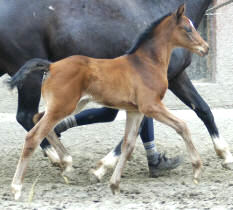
left=72, top=107, right=154, bottom=143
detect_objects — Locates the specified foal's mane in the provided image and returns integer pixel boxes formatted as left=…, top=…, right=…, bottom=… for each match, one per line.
left=126, top=12, right=172, bottom=54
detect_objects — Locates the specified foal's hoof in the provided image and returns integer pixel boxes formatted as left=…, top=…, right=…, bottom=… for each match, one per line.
left=11, top=184, right=22, bottom=200
left=62, top=175, right=70, bottom=184
left=110, top=183, right=120, bottom=195
left=61, top=167, right=75, bottom=182
left=222, top=162, right=233, bottom=170
left=193, top=178, right=199, bottom=185
left=43, top=146, right=61, bottom=167
left=89, top=169, right=101, bottom=184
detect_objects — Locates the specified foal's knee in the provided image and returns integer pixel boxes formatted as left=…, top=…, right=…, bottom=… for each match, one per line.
left=139, top=104, right=157, bottom=117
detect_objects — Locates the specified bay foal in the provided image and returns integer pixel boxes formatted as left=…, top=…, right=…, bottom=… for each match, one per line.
left=9, top=4, right=208, bottom=200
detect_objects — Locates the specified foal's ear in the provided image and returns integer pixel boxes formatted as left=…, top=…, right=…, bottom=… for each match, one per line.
left=175, top=4, right=185, bottom=23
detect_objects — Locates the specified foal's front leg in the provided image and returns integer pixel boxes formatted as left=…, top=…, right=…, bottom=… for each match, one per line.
left=109, top=111, right=144, bottom=194
left=141, top=102, right=202, bottom=181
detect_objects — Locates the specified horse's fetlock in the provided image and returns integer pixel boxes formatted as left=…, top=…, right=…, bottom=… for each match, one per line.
left=192, top=160, right=202, bottom=169
left=96, top=160, right=104, bottom=168
left=124, top=141, right=135, bottom=155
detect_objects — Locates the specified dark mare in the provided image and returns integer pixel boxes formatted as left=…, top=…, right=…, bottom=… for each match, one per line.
left=9, top=5, right=208, bottom=199
left=1, top=0, right=232, bottom=169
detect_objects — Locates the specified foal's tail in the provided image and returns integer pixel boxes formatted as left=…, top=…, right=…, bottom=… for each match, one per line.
left=7, top=58, right=51, bottom=89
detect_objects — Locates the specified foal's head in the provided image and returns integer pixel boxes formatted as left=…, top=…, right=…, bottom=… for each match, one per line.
left=170, top=4, right=209, bottom=56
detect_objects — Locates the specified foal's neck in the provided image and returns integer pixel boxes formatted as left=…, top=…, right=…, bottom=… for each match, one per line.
left=133, top=18, right=175, bottom=74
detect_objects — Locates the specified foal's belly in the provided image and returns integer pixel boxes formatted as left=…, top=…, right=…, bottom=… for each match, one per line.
left=81, top=93, right=138, bottom=112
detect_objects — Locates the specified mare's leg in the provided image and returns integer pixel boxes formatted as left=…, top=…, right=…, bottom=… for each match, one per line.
left=16, top=72, right=61, bottom=164
left=109, top=111, right=144, bottom=194
left=140, top=102, right=202, bottom=181
left=169, top=71, right=233, bottom=168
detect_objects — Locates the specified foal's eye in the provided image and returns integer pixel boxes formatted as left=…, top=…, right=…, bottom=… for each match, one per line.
left=184, top=26, right=192, bottom=33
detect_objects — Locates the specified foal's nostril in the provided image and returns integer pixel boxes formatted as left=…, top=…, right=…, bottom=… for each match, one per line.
left=202, top=45, right=209, bottom=55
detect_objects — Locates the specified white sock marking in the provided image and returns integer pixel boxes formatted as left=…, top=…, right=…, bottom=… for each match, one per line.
left=212, top=136, right=233, bottom=163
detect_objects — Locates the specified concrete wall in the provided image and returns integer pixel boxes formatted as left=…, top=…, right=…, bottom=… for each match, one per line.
left=164, top=1, right=233, bottom=109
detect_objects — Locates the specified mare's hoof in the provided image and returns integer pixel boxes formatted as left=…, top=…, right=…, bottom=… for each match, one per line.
left=110, top=183, right=120, bottom=195
left=11, top=184, right=22, bottom=200
left=222, top=162, right=233, bottom=170
left=89, top=169, right=101, bottom=184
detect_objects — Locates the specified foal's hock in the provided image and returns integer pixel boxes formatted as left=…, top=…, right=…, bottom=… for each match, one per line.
left=9, top=4, right=208, bottom=200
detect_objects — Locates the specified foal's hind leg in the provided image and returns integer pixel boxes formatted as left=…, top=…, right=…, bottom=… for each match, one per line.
left=33, top=112, right=62, bottom=165
left=109, top=111, right=144, bottom=194
left=34, top=112, right=73, bottom=171
left=12, top=98, right=79, bottom=199
left=42, top=96, right=91, bottom=168
left=141, top=102, right=202, bottom=181
left=46, top=131, right=74, bottom=179
left=34, top=111, right=77, bottom=180
left=11, top=112, right=62, bottom=200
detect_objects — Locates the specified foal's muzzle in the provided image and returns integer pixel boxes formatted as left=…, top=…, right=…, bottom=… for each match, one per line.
left=195, top=43, right=209, bottom=57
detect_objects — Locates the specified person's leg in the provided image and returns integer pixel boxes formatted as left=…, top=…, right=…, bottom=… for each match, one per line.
left=55, top=107, right=118, bottom=135
left=140, top=117, right=181, bottom=177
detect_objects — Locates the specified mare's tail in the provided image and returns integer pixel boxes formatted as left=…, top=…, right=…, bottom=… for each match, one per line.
left=7, top=58, right=51, bottom=89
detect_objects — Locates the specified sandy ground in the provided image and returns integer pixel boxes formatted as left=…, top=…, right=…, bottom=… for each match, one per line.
left=1, top=76, right=233, bottom=209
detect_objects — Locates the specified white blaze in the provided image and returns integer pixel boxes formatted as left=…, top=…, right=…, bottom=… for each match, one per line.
left=189, top=19, right=195, bottom=29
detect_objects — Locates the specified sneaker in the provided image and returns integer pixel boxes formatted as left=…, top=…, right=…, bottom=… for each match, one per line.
left=148, top=153, right=182, bottom=177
